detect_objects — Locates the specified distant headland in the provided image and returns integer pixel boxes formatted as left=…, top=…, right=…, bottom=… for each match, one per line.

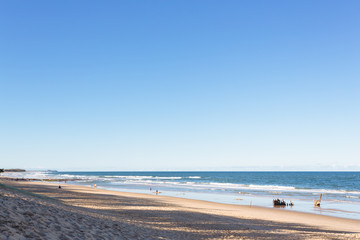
left=1, top=169, right=26, bottom=172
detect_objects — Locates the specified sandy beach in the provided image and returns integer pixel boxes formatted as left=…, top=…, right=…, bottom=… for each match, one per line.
left=1, top=180, right=359, bottom=239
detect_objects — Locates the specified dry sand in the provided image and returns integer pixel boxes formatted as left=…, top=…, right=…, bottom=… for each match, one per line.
left=1, top=180, right=359, bottom=239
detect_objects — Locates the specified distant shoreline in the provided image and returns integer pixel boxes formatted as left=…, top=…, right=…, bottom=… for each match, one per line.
left=0, top=176, right=80, bottom=182
left=2, top=169, right=26, bottom=172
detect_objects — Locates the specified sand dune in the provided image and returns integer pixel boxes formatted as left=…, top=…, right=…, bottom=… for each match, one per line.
left=1, top=180, right=359, bottom=239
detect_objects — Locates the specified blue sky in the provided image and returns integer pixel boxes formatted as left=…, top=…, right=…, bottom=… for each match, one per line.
left=1, top=1, right=359, bottom=171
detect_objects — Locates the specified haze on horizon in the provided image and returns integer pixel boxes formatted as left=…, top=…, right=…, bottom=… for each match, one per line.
left=1, top=1, right=359, bottom=171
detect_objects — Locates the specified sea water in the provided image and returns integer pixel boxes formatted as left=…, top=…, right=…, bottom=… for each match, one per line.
left=3, top=171, right=360, bottom=220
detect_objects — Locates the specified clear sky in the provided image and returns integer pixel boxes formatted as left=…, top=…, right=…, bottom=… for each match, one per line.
left=1, top=1, right=359, bottom=171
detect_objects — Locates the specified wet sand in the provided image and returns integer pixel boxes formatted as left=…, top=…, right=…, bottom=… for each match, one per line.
left=1, top=180, right=359, bottom=239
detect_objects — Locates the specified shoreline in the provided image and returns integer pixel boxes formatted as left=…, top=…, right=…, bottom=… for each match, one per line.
left=2, top=172, right=360, bottom=214
left=1, top=179, right=360, bottom=239
left=3, top=175, right=360, bottom=220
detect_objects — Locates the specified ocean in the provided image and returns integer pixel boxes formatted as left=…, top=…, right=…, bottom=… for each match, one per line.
left=3, top=171, right=360, bottom=220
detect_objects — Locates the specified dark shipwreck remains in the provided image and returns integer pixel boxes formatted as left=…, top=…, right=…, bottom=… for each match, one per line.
left=273, top=198, right=294, bottom=207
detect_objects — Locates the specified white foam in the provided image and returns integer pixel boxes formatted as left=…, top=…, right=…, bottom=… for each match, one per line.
left=101, top=176, right=182, bottom=180
left=114, top=180, right=360, bottom=196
